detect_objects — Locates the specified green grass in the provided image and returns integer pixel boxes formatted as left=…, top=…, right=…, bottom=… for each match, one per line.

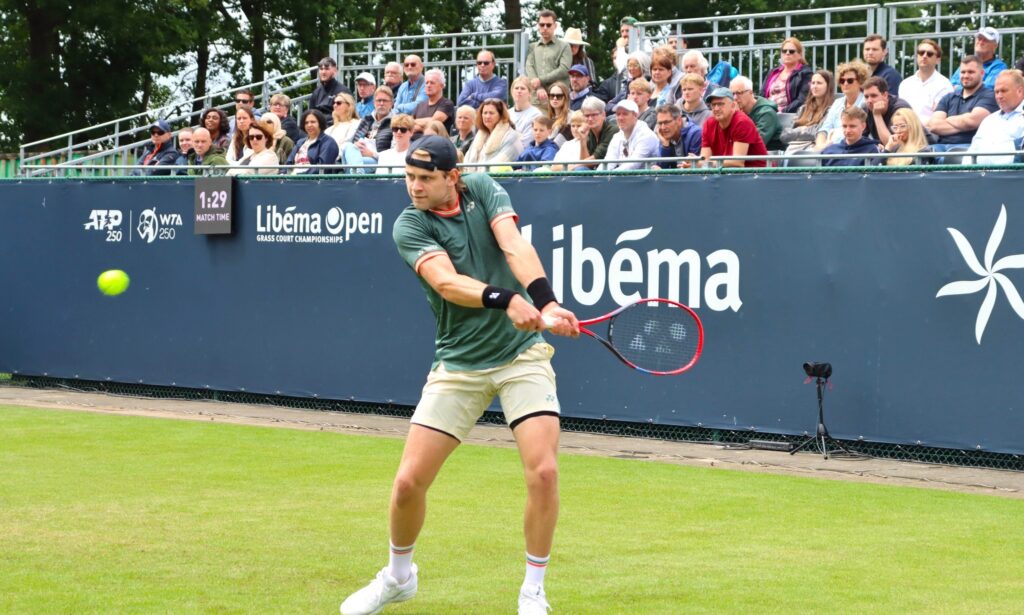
left=1, top=405, right=1021, bottom=614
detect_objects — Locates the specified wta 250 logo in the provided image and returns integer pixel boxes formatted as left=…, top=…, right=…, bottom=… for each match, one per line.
left=136, top=207, right=183, bottom=243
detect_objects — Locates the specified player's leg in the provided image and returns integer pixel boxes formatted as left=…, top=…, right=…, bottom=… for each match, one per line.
left=513, top=413, right=560, bottom=557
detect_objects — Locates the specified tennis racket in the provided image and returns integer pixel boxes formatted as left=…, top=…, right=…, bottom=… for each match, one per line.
left=544, top=298, right=703, bottom=375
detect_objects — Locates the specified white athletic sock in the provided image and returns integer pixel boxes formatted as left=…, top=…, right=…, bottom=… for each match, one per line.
left=388, top=542, right=415, bottom=583
left=524, top=552, right=550, bottom=587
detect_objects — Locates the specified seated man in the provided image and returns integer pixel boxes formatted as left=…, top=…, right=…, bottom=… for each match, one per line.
left=451, top=105, right=476, bottom=154
left=382, top=62, right=404, bottom=97
left=310, top=57, right=351, bottom=119
left=653, top=104, right=701, bottom=168
left=861, top=76, right=912, bottom=144
left=898, top=38, right=953, bottom=125
left=967, top=69, right=1024, bottom=164
left=603, top=100, right=659, bottom=170
left=138, top=120, right=179, bottom=175
left=821, top=106, right=881, bottom=167
left=514, top=116, right=560, bottom=170
left=627, top=78, right=657, bottom=129
left=576, top=96, right=619, bottom=165
left=457, top=49, right=508, bottom=109
left=730, top=76, right=783, bottom=151
left=395, top=55, right=428, bottom=115
left=340, top=86, right=396, bottom=172
left=699, top=87, right=768, bottom=168
left=567, top=64, right=594, bottom=111
left=951, top=27, right=1008, bottom=89
left=677, top=73, right=711, bottom=128
left=354, top=72, right=377, bottom=118
left=928, top=55, right=999, bottom=150
left=413, top=69, right=456, bottom=134
left=186, top=128, right=228, bottom=175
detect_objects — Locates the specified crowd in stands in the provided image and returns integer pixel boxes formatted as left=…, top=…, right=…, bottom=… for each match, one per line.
left=137, top=10, right=1024, bottom=176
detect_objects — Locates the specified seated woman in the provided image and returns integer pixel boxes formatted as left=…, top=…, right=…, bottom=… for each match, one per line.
left=226, top=107, right=255, bottom=165
left=883, top=108, right=931, bottom=166
left=817, top=60, right=869, bottom=148
left=259, top=113, right=295, bottom=164
left=375, top=114, right=414, bottom=174
left=509, top=76, right=543, bottom=150
left=780, top=69, right=835, bottom=155
left=605, top=51, right=651, bottom=113
left=650, top=46, right=683, bottom=108
left=227, top=122, right=279, bottom=176
left=200, top=107, right=230, bottom=149
left=325, top=92, right=360, bottom=149
left=286, top=109, right=340, bottom=174
left=550, top=110, right=588, bottom=171
left=546, top=81, right=573, bottom=145
left=463, top=98, right=523, bottom=172
left=761, top=37, right=814, bottom=113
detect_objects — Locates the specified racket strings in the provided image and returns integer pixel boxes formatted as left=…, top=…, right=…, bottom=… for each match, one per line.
left=607, top=303, right=701, bottom=372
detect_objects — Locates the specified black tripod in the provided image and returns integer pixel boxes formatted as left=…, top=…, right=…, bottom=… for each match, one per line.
left=790, top=376, right=854, bottom=459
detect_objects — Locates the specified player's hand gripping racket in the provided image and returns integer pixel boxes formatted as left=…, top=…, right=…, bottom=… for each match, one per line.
left=544, top=298, right=703, bottom=375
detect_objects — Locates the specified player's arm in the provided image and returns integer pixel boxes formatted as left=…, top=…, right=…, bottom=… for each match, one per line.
left=416, top=252, right=489, bottom=306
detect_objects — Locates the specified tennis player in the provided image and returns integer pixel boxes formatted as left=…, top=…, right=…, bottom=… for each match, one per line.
left=340, top=136, right=579, bottom=615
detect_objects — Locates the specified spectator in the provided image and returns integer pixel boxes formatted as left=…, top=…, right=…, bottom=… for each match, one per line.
left=612, top=16, right=640, bottom=73
left=678, top=73, right=711, bottom=128
left=413, top=69, right=456, bottom=133
left=326, top=92, right=360, bottom=149
left=781, top=69, right=835, bottom=154
left=604, top=51, right=651, bottom=113
left=551, top=110, right=589, bottom=171
left=200, top=108, right=230, bottom=149
left=653, top=104, right=702, bottom=168
left=259, top=113, right=295, bottom=164
left=1017, top=53, right=1024, bottom=73
left=967, top=69, right=1024, bottom=165
left=564, top=28, right=597, bottom=84
left=515, top=116, right=560, bottom=170
left=354, top=72, right=377, bottom=118
left=186, top=127, right=228, bottom=175
left=228, top=89, right=262, bottom=137
left=731, top=75, right=784, bottom=151
left=577, top=96, right=620, bottom=164
left=286, top=109, right=340, bottom=174
left=651, top=46, right=683, bottom=107
left=226, top=107, right=255, bottom=164
left=603, top=100, right=659, bottom=170
left=951, top=28, right=1008, bottom=89
left=464, top=98, right=523, bottom=171
left=227, top=121, right=279, bottom=176
left=451, top=105, right=476, bottom=154
left=882, top=108, right=931, bottom=166
left=309, top=57, right=351, bottom=118
left=681, top=50, right=711, bottom=97
left=928, top=55, right=999, bottom=151
left=899, top=39, right=953, bottom=125
left=269, top=93, right=303, bottom=144
left=341, top=86, right=396, bottom=170
left=395, top=55, right=427, bottom=115
left=567, top=64, right=594, bottom=111
left=628, top=78, right=657, bottom=129
left=420, top=120, right=449, bottom=138
left=862, top=34, right=902, bottom=96
left=761, top=38, right=813, bottom=113
left=818, top=60, right=869, bottom=146
left=382, top=62, right=403, bottom=96
left=525, top=9, right=572, bottom=107
left=457, top=49, right=508, bottom=109
left=861, top=76, right=912, bottom=144
left=137, top=119, right=179, bottom=175
left=821, top=106, right=881, bottom=166
left=699, top=87, right=768, bottom=168
left=174, top=127, right=193, bottom=168
left=510, top=76, right=543, bottom=149
left=546, top=81, right=573, bottom=144
left=376, top=114, right=414, bottom=174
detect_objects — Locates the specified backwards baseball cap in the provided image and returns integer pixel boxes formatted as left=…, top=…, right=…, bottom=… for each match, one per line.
left=621, top=16, right=638, bottom=26
left=355, top=71, right=376, bottom=85
left=977, top=26, right=1000, bottom=43
left=568, top=64, right=590, bottom=77
left=406, top=135, right=458, bottom=172
left=613, top=100, right=639, bottom=114
left=150, top=119, right=171, bottom=133
left=704, top=87, right=734, bottom=103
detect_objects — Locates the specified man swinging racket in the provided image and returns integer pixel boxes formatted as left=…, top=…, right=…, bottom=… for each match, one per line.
left=340, top=136, right=579, bottom=615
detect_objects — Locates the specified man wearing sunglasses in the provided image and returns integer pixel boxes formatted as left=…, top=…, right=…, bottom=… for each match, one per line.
left=309, top=57, right=351, bottom=119
left=138, top=120, right=179, bottom=175
left=395, top=55, right=428, bottom=114
left=525, top=9, right=571, bottom=106
left=456, top=49, right=508, bottom=109
left=898, top=38, right=953, bottom=125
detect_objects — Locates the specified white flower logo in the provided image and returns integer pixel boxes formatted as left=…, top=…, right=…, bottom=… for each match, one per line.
left=936, top=205, right=1024, bottom=344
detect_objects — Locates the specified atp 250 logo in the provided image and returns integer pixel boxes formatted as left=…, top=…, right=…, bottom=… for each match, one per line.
left=83, top=207, right=181, bottom=243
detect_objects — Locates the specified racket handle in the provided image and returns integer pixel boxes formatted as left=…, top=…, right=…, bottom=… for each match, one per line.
left=542, top=314, right=557, bottom=329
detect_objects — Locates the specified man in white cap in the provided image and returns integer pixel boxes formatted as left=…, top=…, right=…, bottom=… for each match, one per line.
left=951, top=27, right=1008, bottom=89
left=354, top=72, right=377, bottom=118
left=603, top=99, right=659, bottom=170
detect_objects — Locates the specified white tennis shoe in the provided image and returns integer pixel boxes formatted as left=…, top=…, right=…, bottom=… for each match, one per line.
left=340, top=564, right=418, bottom=615
left=518, top=583, right=551, bottom=614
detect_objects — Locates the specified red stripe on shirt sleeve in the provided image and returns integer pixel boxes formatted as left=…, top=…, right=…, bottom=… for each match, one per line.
left=413, top=250, right=446, bottom=274
left=490, top=212, right=519, bottom=229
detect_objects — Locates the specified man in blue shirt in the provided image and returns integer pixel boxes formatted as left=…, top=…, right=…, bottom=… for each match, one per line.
left=457, top=50, right=509, bottom=109
left=928, top=55, right=1000, bottom=149
left=951, top=27, right=1008, bottom=89
left=395, top=55, right=428, bottom=114
left=653, top=104, right=701, bottom=168
left=354, top=72, right=377, bottom=118
left=863, top=35, right=902, bottom=96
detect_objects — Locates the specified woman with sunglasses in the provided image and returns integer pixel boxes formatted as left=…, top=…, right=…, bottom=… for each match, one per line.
left=375, top=114, right=415, bottom=174
left=882, top=108, right=931, bottom=166
left=546, top=81, right=573, bottom=145
left=226, top=107, right=255, bottom=165
left=464, top=98, right=523, bottom=172
left=817, top=60, right=869, bottom=147
left=227, top=122, right=279, bottom=176
left=780, top=69, right=835, bottom=154
left=326, top=92, right=360, bottom=148
left=761, top=37, right=814, bottom=113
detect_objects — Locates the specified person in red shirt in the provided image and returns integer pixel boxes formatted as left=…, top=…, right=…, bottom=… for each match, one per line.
left=699, top=87, right=768, bottom=167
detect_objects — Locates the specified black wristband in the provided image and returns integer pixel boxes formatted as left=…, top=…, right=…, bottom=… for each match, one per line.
left=482, top=285, right=515, bottom=310
left=527, top=277, right=557, bottom=310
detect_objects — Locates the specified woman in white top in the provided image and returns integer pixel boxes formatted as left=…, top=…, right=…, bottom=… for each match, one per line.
left=817, top=60, right=869, bottom=148
left=325, top=92, right=360, bottom=149
left=463, top=98, right=523, bottom=173
left=551, top=110, right=588, bottom=171
left=509, top=76, right=542, bottom=149
left=227, top=122, right=279, bottom=176
left=226, top=107, right=255, bottom=164
left=375, top=114, right=414, bottom=174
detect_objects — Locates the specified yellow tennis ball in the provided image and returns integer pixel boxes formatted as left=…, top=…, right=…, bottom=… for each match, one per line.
left=97, top=269, right=130, bottom=296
